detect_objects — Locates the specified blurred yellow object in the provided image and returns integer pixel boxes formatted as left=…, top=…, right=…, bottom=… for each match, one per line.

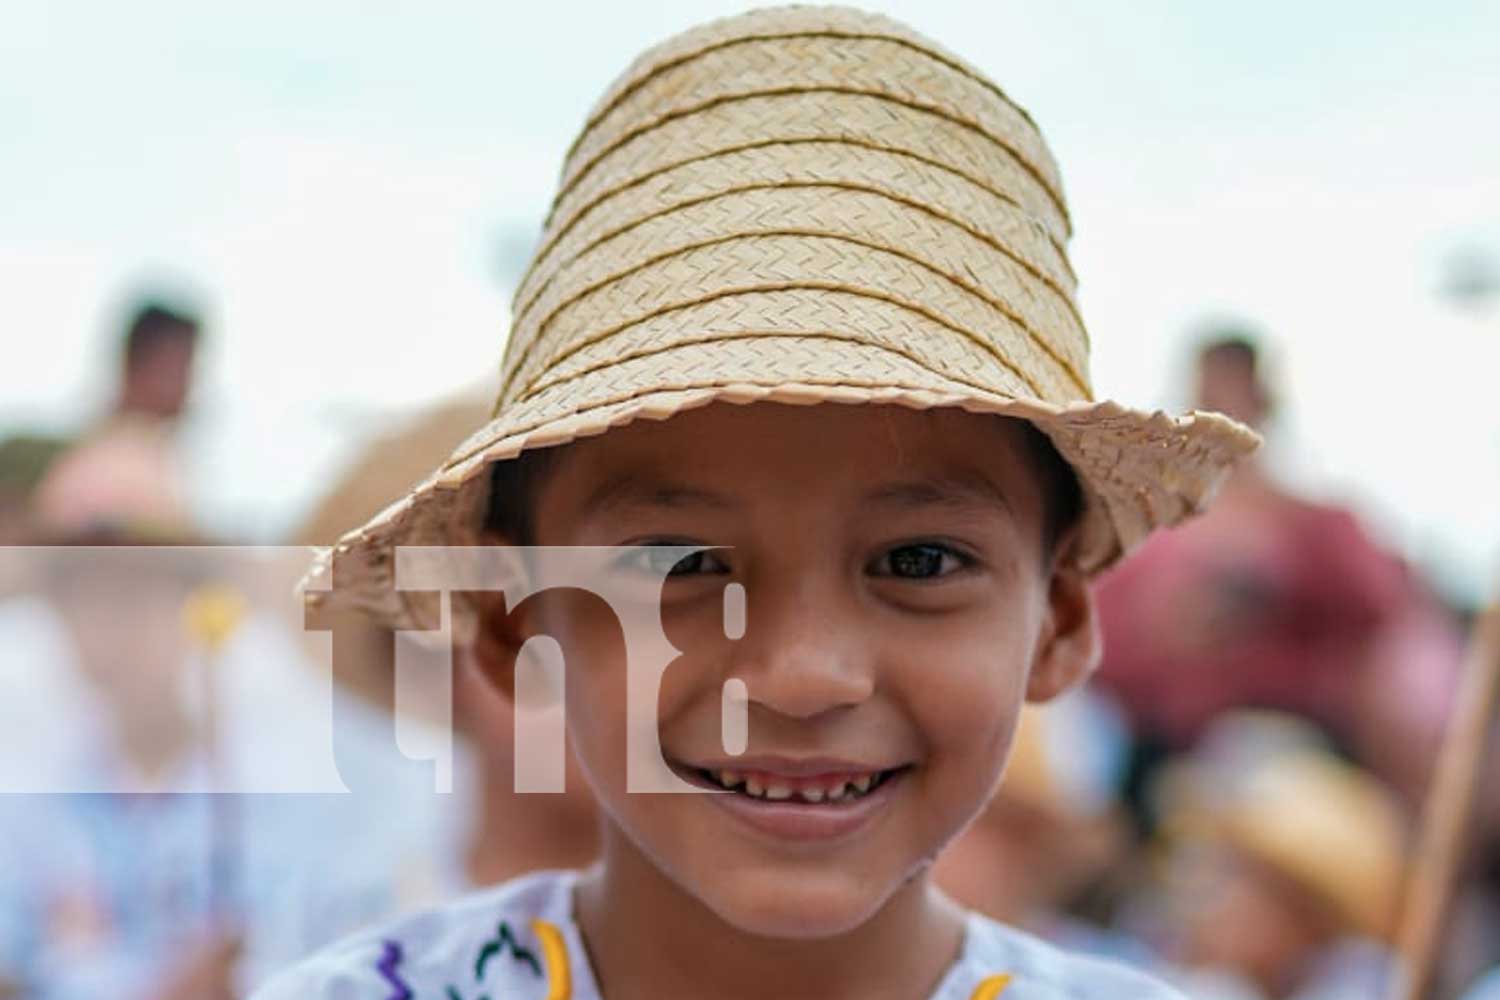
left=183, top=584, right=247, bottom=653
left=1182, top=748, right=1407, bottom=940
left=999, top=696, right=1126, bottom=819
left=1001, top=708, right=1062, bottom=814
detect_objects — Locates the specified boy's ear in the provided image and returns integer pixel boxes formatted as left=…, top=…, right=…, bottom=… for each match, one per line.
left=465, top=587, right=532, bottom=702
left=1025, top=538, right=1102, bottom=703
left=460, top=536, right=537, bottom=700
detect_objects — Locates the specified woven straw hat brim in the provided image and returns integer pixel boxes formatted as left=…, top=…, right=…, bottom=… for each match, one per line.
left=313, top=331, right=1254, bottom=632
left=306, top=5, right=1260, bottom=628
left=293, top=396, right=492, bottom=548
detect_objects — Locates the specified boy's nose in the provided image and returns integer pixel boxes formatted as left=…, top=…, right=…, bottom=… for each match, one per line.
left=726, top=575, right=876, bottom=720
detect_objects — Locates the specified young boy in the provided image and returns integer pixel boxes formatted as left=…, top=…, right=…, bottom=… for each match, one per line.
left=260, top=6, right=1257, bottom=997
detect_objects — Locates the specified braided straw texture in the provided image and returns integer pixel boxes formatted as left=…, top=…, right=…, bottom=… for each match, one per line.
left=310, top=5, right=1259, bottom=629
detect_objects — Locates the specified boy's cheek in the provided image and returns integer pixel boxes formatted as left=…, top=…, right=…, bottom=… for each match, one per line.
left=898, top=633, right=1031, bottom=734
left=902, top=638, right=1031, bottom=814
left=546, top=622, right=635, bottom=800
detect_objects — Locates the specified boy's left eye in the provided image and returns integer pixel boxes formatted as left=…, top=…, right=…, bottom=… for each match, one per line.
left=621, top=545, right=731, bottom=577
left=660, top=548, right=730, bottom=577
left=868, top=543, right=970, bottom=580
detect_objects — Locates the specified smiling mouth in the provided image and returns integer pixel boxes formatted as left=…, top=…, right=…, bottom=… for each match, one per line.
left=692, top=765, right=906, bottom=804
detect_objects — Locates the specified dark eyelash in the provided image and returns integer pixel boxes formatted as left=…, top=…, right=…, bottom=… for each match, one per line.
left=897, top=540, right=976, bottom=562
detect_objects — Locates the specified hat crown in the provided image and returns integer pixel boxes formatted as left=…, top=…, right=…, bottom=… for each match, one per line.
left=497, top=4, right=1091, bottom=417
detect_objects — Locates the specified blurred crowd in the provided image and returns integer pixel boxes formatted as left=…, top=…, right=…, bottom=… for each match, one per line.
left=0, top=302, right=1496, bottom=998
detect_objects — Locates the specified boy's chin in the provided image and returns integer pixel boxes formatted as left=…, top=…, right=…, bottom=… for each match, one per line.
left=691, top=866, right=902, bottom=940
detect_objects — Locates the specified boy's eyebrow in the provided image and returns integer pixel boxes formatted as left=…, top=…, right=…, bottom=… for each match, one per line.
left=578, top=473, right=737, bottom=521
left=863, top=474, right=1017, bottom=518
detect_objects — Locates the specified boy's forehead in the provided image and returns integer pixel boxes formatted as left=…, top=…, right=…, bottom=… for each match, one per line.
left=542, top=402, right=1042, bottom=515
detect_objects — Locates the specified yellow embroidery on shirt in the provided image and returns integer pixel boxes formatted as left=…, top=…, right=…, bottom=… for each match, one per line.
left=969, top=973, right=1014, bottom=1000
left=530, top=918, right=572, bottom=1000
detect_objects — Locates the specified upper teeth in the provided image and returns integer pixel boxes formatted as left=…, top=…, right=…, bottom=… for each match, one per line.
left=713, top=769, right=884, bottom=803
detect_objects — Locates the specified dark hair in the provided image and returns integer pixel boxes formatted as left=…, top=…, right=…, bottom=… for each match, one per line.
left=1017, top=419, right=1084, bottom=562
left=123, top=303, right=199, bottom=368
left=483, top=416, right=1083, bottom=564
left=1197, top=330, right=1260, bottom=374
left=482, top=447, right=558, bottom=546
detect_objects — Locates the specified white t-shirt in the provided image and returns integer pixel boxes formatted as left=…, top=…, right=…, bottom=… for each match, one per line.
left=252, top=869, right=1183, bottom=999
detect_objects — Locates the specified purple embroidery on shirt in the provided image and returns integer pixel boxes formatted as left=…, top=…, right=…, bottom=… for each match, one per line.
left=376, top=939, right=414, bottom=1000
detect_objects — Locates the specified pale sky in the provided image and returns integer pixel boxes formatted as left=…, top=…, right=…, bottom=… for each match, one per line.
left=2, top=1, right=1497, bottom=603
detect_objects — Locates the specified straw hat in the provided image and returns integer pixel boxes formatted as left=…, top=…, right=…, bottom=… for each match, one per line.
left=294, top=396, right=492, bottom=550
left=312, top=5, right=1258, bottom=627
left=295, top=395, right=492, bottom=717
left=1169, top=749, right=1407, bottom=940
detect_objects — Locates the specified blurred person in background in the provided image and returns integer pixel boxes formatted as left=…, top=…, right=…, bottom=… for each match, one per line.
left=0, top=481, right=476, bottom=997
left=932, top=692, right=1154, bottom=965
left=112, top=303, right=199, bottom=424
left=1091, top=330, right=1420, bottom=824
left=0, top=453, right=244, bottom=1000
left=30, top=301, right=202, bottom=539
left=0, top=297, right=215, bottom=998
left=1, top=299, right=198, bottom=561
left=0, top=368, right=491, bottom=996
left=1152, top=737, right=1405, bottom=1000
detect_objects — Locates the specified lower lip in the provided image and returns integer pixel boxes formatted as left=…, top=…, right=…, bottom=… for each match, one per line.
left=690, top=769, right=906, bottom=843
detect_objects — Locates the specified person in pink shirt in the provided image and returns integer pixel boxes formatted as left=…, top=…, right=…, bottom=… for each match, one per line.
left=1093, top=335, right=1410, bottom=758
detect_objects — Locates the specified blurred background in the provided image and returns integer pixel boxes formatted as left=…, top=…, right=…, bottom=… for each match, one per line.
left=2, top=2, right=1498, bottom=998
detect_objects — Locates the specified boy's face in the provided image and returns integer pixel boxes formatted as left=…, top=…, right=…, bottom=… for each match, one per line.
left=482, top=402, right=1098, bottom=939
